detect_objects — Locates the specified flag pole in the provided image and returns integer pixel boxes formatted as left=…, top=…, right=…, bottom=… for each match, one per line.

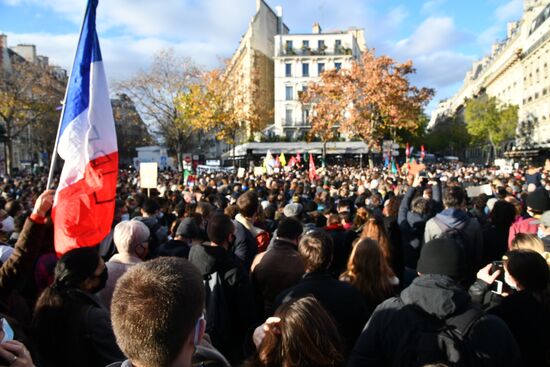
left=46, top=1, right=91, bottom=189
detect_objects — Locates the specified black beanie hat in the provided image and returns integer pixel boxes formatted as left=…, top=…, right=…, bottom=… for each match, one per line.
left=417, top=238, right=466, bottom=278
left=525, top=189, right=550, bottom=213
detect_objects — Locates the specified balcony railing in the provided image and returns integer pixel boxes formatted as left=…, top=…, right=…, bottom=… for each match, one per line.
left=279, top=46, right=353, bottom=57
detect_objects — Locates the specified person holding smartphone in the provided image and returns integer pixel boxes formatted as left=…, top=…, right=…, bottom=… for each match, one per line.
left=469, top=250, right=550, bottom=366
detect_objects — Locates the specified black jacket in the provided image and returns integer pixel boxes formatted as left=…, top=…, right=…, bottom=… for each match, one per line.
left=189, top=244, right=257, bottom=363
left=232, top=221, right=257, bottom=273
left=154, top=239, right=191, bottom=258
left=33, top=290, right=124, bottom=367
left=348, top=275, right=522, bottom=367
left=272, top=270, right=368, bottom=354
left=469, top=279, right=550, bottom=366
left=398, top=187, right=430, bottom=269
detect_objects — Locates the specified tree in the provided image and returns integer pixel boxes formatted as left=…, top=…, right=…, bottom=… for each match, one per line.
left=464, top=95, right=518, bottom=161
left=300, top=68, right=347, bottom=162
left=115, top=49, right=201, bottom=170
left=178, top=62, right=273, bottom=166
left=425, top=116, right=471, bottom=157
left=0, top=59, right=64, bottom=174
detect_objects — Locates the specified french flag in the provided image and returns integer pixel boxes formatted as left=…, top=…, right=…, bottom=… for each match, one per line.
left=52, top=0, right=118, bottom=256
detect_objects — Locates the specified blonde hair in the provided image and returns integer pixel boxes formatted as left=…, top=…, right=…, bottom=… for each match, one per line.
left=510, top=233, right=544, bottom=254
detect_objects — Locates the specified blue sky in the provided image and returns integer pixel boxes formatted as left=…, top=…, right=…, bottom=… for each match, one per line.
left=0, top=0, right=524, bottom=112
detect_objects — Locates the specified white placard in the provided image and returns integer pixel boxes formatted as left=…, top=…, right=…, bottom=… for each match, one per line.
left=237, top=167, right=246, bottom=178
left=466, top=184, right=492, bottom=198
left=140, top=162, right=158, bottom=189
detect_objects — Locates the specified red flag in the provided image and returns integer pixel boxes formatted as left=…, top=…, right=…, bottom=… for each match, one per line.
left=296, top=153, right=302, bottom=163
left=406, top=143, right=410, bottom=158
left=421, top=145, right=426, bottom=161
left=309, top=153, right=318, bottom=181
left=288, top=156, right=296, bottom=167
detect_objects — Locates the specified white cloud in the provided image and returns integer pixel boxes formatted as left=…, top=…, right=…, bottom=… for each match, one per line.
left=412, top=51, right=475, bottom=88
left=495, top=0, right=522, bottom=21
left=394, top=17, right=467, bottom=57
left=421, top=0, right=446, bottom=15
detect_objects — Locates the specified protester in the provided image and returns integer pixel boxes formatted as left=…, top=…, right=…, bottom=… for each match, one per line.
left=32, top=247, right=124, bottom=367
left=470, top=250, right=550, bottom=366
left=98, top=220, right=150, bottom=309
left=154, top=217, right=201, bottom=258
left=340, top=238, right=399, bottom=319
left=132, top=198, right=168, bottom=256
left=348, top=237, right=522, bottom=366
left=425, top=185, right=483, bottom=283
left=251, top=217, right=305, bottom=317
left=272, top=230, right=367, bottom=354
left=247, top=296, right=344, bottom=367
left=233, top=191, right=262, bottom=271
left=508, top=189, right=550, bottom=247
left=188, top=214, right=256, bottom=363
left=109, top=257, right=230, bottom=367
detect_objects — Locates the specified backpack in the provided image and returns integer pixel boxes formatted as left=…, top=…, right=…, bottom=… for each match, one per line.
left=203, top=271, right=233, bottom=354
left=396, top=303, right=484, bottom=367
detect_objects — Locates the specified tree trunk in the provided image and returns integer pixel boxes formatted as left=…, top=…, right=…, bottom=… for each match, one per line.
left=5, top=123, right=13, bottom=176
left=322, top=140, right=327, bottom=166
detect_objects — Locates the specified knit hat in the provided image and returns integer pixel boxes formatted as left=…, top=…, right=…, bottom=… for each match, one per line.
left=176, top=218, right=199, bottom=238
left=417, top=238, right=466, bottom=278
left=284, top=203, right=303, bottom=218
left=525, top=189, right=550, bottom=212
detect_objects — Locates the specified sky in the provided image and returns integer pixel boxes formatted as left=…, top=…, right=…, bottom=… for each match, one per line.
left=0, top=0, right=525, bottom=112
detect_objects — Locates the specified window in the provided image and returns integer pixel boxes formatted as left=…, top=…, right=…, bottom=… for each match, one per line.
left=335, top=62, right=342, bottom=71
left=302, top=108, right=310, bottom=124
left=285, top=86, right=293, bottom=100
left=318, top=40, right=325, bottom=49
left=285, top=40, right=293, bottom=51
left=302, top=40, right=309, bottom=48
left=302, top=63, right=309, bottom=77
left=285, top=109, right=293, bottom=124
left=285, top=63, right=292, bottom=77
left=318, top=62, right=325, bottom=75
left=335, top=39, right=342, bottom=47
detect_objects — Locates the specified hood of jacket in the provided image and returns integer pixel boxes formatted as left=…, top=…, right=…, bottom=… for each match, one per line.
left=434, top=208, right=470, bottom=229
left=188, top=244, right=233, bottom=277
left=132, top=216, right=158, bottom=229
left=400, top=274, right=471, bottom=318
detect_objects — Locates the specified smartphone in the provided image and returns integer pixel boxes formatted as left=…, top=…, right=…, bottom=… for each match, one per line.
left=490, top=261, right=505, bottom=294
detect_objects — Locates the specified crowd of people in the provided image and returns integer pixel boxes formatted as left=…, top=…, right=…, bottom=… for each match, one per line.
left=0, top=159, right=548, bottom=367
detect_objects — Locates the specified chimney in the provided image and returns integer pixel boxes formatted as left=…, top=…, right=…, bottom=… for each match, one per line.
left=256, top=0, right=261, bottom=12
left=507, top=21, right=518, bottom=38
left=0, top=34, right=7, bottom=48
left=275, top=5, right=283, bottom=34
left=312, top=22, right=322, bottom=34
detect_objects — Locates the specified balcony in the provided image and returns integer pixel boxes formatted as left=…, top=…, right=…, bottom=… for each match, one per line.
left=279, top=46, right=353, bottom=57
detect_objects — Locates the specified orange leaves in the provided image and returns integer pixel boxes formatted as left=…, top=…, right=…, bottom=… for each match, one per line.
left=302, top=49, right=434, bottom=148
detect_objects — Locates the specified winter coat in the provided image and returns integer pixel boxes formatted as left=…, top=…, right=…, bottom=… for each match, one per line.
left=469, top=279, right=550, bottom=367
left=188, top=244, right=257, bottom=363
left=347, top=275, right=522, bottom=367
left=272, top=270, right=368, bottom=354
left=398, top=187, right=430, bottom=270
left=508, top=217, right=539, bottom=248
left=154, top=239, right=191, bottom=258
left=251, top=238, right=304, bottom=317
left=33, top=290, right=124, bottom=367
left=424, top=208, right=483, bottom=282
left=232, top=220, right=258, bottom=273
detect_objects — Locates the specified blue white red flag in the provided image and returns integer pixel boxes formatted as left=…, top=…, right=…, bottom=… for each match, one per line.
left=52, top=0, right=118, bottom=256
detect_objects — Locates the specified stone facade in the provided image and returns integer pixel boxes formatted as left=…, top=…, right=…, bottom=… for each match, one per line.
left=272, top=24, right=365, bottom=139
left=223, top=0, right=288, bottom=145
left=430, top=0, right=550, bottom=150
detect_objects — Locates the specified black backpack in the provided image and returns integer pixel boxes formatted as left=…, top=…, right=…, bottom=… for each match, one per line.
left=395, top=303, right=484, bottom=367
left=203, top=271, right=233, bottom=354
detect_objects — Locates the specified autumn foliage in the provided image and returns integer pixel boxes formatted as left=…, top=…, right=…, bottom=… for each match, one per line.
left=301, top=49, right=434, bottom=150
